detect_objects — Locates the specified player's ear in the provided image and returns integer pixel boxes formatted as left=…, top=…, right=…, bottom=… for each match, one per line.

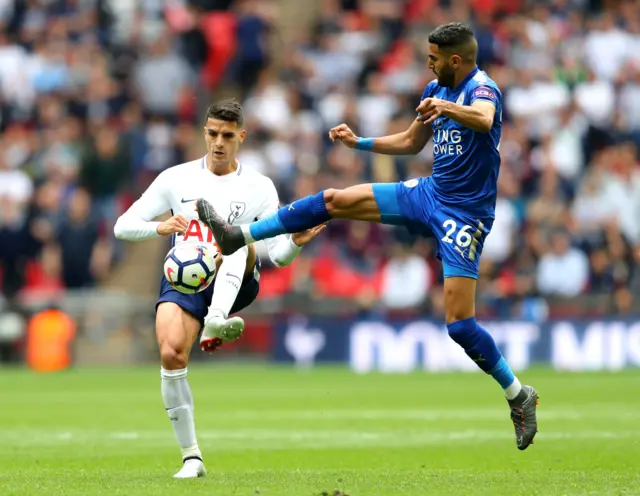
left=239, top=129, right=247, bottom=142
left=450, top=54, right=462, bottom=68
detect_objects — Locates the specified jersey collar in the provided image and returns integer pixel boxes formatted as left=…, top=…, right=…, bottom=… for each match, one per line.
left=453, top=66, right=479, bottom=93
left=201, top=156, right=243, bottom=176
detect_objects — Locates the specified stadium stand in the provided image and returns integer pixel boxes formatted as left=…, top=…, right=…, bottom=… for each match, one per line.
left=1, top=0, right=640, bottom=327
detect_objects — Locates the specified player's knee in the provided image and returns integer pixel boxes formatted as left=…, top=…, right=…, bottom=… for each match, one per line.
left=160, top=343, right=188, bottom=370
left=446, top=307, right=472, bottom=325
left=323, top=189, right=338, bottom=214
left=443, top=284, right=476, bottom=324
left=324, top=188, right=349, bottom=215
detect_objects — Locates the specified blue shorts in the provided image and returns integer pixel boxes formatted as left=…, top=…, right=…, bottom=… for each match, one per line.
left=156, top=256, right=261, bottom=327
left=373, top=178, right=493, bottom=279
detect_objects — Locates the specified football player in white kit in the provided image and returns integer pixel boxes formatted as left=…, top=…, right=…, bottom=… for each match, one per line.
left=113, top=100, right=324, bottom=478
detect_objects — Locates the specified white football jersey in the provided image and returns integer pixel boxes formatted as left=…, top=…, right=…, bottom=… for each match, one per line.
left=114, top=156, right=301, bottom=267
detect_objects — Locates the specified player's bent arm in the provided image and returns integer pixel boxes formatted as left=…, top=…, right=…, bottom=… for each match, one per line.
left=362, top=119, right=433, bottom=156
left=114, top=203, right=163, bottom=241
left=113, top=175, right=171, bottom=241
left=442, top=100, right=496, bottom=134
left=264, top=235, right=302, bottom=268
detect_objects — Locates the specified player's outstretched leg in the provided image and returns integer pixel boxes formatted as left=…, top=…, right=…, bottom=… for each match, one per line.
left=444, top=277, right=538, bottom=450
left=157, top=302, right=207, bottom=478
left=200, top=245, right=254, bottom=352
left=197, top=184, right=383, bottom=255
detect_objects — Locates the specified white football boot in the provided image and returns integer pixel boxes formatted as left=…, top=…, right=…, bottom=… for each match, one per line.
left=173, top=458, right=207, bottom=478
left=200, top=315, right=245, bottom=353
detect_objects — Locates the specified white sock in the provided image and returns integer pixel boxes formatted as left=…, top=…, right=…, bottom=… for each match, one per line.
left=208, top=246, right=248, bottom=319
left=504, top=377, right=522, bottom=400
left=241, top=225, right=255, bottom=243
left=161, top=367, right=201, bottom=461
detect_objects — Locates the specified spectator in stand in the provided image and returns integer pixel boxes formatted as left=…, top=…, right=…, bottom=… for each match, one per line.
left=230, top=0, right=274, bottom=98
left=79, top=127, right=129, bottom=230
left=380, top=239, right=431, bottom=311
left=537, top=230, right=589, bottom=298
left=55, top=188, right=110, bottom=289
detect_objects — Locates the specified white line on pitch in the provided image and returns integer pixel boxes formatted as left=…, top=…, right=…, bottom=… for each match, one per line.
left=1, top=429, right=638, bottom=449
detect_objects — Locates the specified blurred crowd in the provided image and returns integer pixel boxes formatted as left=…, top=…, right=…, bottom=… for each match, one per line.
left=1, top=0, right=640, bottom=320
left=0, top=0, right=217, bottom=298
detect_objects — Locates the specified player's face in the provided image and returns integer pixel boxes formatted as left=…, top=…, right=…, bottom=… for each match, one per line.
left=428, top=44, right=459, bottom=88
left=204, top=118, right=246, bottom=167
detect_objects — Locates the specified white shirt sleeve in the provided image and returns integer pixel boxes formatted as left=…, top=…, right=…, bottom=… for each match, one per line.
left=113, top=172, right=171, bottom=241
left=258, top=179, right=302, bottom=267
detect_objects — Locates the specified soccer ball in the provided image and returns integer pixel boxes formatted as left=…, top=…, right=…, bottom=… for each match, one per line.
left=163, top=244, right=217, bottom=294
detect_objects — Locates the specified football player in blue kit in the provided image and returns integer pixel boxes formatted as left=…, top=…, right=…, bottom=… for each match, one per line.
left=196, top=22, right=539, bottom=450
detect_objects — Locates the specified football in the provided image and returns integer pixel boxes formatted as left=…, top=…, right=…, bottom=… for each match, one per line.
left=163, top=244, right=217, bottom=294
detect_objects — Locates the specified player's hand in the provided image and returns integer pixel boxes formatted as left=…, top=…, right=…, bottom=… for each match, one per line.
left=291, top=224, right=327, bottom=247
left=157, top=214, right=189, bottom=236
left=416, top=98, right=450, bottom=126
left=328, top=124, right=358, bottom=148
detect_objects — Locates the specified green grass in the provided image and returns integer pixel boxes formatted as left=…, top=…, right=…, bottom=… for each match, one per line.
left=1, top=365, right=639, bottom=495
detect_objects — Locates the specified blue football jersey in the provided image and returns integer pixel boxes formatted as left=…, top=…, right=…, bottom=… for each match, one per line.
left=420, top=67, right=502, bottom=218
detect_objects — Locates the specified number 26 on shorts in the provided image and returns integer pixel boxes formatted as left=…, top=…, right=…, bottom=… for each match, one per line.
left=441, top=219, right=483, bottom=261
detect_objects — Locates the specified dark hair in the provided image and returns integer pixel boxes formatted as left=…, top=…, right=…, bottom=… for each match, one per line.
left=428, top=22, right=475, bottom=48
left=205, top=99, right=244, bottom=127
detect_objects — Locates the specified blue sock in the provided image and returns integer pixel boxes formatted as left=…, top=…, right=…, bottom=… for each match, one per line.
left=248, top=212, right=285, bottom=241
left=447, top=317, right=515, bottom=389
left=249, top=191, right=331, bottom=241
left=487, top=357, right=516, bottom=389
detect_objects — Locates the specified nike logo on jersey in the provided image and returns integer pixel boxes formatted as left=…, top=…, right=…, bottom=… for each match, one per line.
left=181, top=198, right=198, bottom=203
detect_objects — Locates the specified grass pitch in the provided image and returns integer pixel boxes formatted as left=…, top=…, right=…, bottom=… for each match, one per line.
left=1, top=365, right=639, bottom=495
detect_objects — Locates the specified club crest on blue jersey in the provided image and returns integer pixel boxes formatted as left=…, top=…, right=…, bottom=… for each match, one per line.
left=433, top=118, right=445, bottom=130
left=404, top=179, right=419, bottom=188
